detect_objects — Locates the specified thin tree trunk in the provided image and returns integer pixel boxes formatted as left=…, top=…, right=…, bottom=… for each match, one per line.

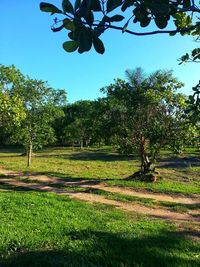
left=80, top=139, right=83, bottom=150
left=27, top=140, right=32, bottom=167
left=139, top=135, right=152, bottom=173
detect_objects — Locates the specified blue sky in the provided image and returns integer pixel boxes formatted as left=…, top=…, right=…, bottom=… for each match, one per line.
left=0, top=0, right=199, bottom=103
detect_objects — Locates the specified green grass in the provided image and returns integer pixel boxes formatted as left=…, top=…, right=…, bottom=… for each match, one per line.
left=0, top=190, right=199, bottom=267
left=106, top=179, right=200, bottom=195
left=0, top=147, right=199, bottom=195
left=0, top=147, right=199, bottom=266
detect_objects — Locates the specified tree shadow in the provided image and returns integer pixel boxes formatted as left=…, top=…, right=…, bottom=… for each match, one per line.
left=0, top=229, right=198, bottom=267
left=157, top=156, right=200, bottom=169
left=37, top=151, right=135, bottom=162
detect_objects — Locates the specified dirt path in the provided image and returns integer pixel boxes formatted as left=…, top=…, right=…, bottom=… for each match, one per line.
left=0, top=167, right=199, bottom=223
left=1, top=168, right=198, bottom=205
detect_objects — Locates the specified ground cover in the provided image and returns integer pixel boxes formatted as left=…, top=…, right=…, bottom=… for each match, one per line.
left=0, top=147, right=199, bottom=266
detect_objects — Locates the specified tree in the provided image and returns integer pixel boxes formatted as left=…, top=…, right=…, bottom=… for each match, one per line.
left=57, top=100, right=97, bottom=148
left=40, top=0, right=200, bottom=54
left=0, top=65, right=67, bottom=166
left=101, top=68, right=193, bottom=179
left=14, top=78, right=66, bottom=166
left=0, top=65, right=26, bottom=135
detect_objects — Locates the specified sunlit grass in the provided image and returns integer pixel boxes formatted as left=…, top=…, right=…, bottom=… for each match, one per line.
left=0, top=191, right=199, bottom=267
left=0, top=147, right=199, bottom=195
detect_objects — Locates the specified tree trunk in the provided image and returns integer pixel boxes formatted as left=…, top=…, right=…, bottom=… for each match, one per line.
left=139, top=136, right=152, bottom=173
left=80, top=139, right=83, bottom=150
left=27, top=140, right=32, bottom=167
left=142, top=154, right=152, bottom=173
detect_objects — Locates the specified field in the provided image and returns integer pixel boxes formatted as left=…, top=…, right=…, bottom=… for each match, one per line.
left=0, top=147, right=199, bottom=267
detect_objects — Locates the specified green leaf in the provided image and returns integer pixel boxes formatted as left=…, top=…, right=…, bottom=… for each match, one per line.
left=155, top=17, right=168, bottom=29
left=93, top=36, right=105, bottom=54
left=62, top=0, right=74, bottom=14
left=51, top=25, right=64, bottom=32
left=74, top=0, right=81, bottom=11
left=121, top=0, right=134, bottom=12
left=140, top=17, right=151, bottom=27
left=107, top=0, right=122, bottom=13
left=81, top=0, right=91, bottom=9
left=169, top=31, right=177, bottom=36
left=40, top=2, right=62, bottom=14
left=63, top=19, right=75, bottom=31
left=63, top=41, right=78, bottom=52
left=183, top=0, right=191, bottom=8
left=150, top=3, right=170, bottom=16
left=85, top=10, right=94, bottom=26
left=68, top=30, right=79, bottom=41
left=122, top=21, right=129, bottom=33
left=91, top=0, right=102, bottom=11
left=78, top=30, right=93, bottom=53
left=107, top=15, right=125, bottom=22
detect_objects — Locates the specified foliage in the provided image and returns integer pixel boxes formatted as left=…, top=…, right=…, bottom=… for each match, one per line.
left=40, top=0, right=200, bottom=54
left=0, top=65, right=67, bottom=165
left=101, top=68, right=196, bottom=173
left=186, top=80, right=200, bottom=124
left=0, top=65, right=26, bottom=128
left=12, top=78, right=67, bottom=150
left=55, top=99, right=114, bottom=147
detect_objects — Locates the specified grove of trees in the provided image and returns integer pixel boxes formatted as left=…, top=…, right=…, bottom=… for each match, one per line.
left=0, top=64, right=199, bottom=178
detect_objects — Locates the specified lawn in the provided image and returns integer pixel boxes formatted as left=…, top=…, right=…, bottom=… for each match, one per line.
left=0, top=147, right=199, bottom=267
left=0, top=191, right=199, bottom=267
left=0, top=147, right=199, bottom=195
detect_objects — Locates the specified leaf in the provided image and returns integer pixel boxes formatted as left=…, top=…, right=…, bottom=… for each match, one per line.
left=40, top=2, right=62, bottom=14
left=81, top=0, right=91, bottom=9
left=122, top=21, right=129, bottom=33
left=93, top=36, right=105, bottom=54
left=107, top=0, right=122, bottom=13
left=78, top=30, right=93, bottom=53
left=74, top=0, right=81, bottom=11
left=183, top=0, right=191, bottom=8
left=121, top=0, right=134, bottom=12
left=51, top=24, right=64, bottom=32
left=63, top=19, right=75, bottom=31
left=155, top=17, right=168, bottom=29
left=140, top=17, right=151, bottom=27
left=63, top=41, right=78, bottom=52
left=91, top=0, right=102, bottom=11
left=169, top=31, right=177, bottom=36
left=150, top=3, right=170, bottom=16
left=107, top=15, right=125, bottom=22
left=85, top=10, right=94, bottom=26
left=68, top=30, right=79, bottom=41
left=62, top=0, right=74, bottom=14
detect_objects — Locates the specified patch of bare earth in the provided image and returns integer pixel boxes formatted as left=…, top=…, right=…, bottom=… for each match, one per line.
left=0, top=167, right=199, bottom=224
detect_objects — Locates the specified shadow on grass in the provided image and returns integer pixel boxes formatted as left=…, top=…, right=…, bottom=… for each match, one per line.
left=158, top=156, right=200, bottom=169
left=37, top=151, right=135, bottom=162
left=0, top=229, right=199, bottom=267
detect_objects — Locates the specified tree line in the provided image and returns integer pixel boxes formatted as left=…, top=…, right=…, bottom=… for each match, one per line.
left=0, top=65, right=199, bottom=178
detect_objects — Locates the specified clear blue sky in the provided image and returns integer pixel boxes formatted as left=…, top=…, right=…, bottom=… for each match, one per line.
left=0, top=0, right=199, bottom=103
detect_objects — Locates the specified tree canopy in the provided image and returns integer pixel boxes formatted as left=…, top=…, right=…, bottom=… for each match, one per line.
left=0, top=65, right=67, bottom=166
left=40, top=0, right=200, bottom=56
left=101, top=68, right=196, bottom=176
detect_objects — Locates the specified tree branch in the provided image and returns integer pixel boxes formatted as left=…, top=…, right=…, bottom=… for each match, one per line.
left=100, top=23, right=200, bottom=36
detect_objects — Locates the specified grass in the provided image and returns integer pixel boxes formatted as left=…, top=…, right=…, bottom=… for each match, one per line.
left=106, top=179, right=200, bottom=195
left=0, top=190, right=199, bottom=267
left=0, top=147, right=199, bottom=266
left=0, top=147, right=199, bottom=195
